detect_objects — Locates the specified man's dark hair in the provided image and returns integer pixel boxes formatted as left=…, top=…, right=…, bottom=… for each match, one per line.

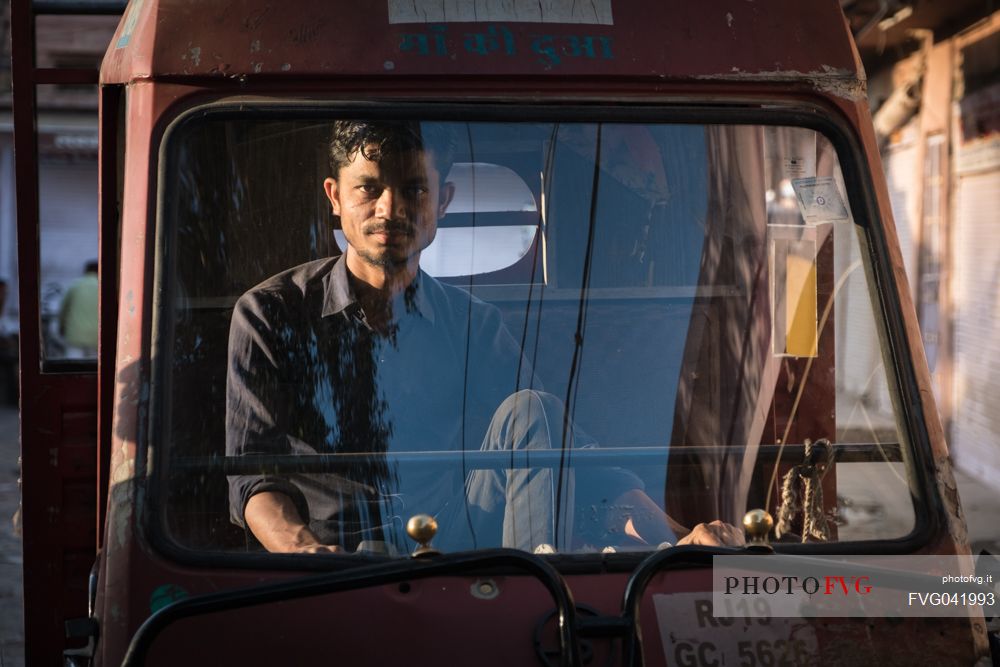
left=84, top=260, right=99, bottom=274
left=328, top=120, right=457, bottom=183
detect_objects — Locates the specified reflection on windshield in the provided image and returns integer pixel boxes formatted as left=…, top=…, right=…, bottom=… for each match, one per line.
left=160, top=117, right=915, bottom=556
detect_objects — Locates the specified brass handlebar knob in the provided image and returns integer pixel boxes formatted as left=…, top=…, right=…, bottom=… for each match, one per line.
left=743, top=509, right=774, bottom=547
left=406, top=514, right=440, bottom=557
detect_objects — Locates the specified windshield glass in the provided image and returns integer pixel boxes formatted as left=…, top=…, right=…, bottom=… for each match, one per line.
left=157, top=112, right=916, bottom=557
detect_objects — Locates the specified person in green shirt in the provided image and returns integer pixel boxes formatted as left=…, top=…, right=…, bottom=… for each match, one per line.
left=59, top=260, right=99, bottom=358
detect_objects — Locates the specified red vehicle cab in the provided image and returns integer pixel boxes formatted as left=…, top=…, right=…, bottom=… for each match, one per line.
left=14, top=0, right=992, bottom=665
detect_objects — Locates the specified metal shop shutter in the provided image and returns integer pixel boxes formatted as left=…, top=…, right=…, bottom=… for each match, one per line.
left=952, top=167, right=1000, bottom=484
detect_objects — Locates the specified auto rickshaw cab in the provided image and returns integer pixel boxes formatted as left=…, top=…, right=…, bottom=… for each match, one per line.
left=76, top=0, right=992, bottom=664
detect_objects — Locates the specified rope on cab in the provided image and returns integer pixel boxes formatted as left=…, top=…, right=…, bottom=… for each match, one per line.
left=775, top=438, right=835, bottom=542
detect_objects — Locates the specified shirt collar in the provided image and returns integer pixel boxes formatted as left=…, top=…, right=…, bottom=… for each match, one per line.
left=321, top=254, right=436, bottom=323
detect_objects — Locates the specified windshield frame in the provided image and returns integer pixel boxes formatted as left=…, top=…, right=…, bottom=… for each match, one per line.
left=145, top=97, right=940, bottom=572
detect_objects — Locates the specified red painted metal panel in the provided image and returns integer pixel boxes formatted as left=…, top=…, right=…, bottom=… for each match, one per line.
left=100, top=0, right=860, bottom=87
left=10, top=1, right=103, bottom=663
left=93, top=78, right=161, bottom=667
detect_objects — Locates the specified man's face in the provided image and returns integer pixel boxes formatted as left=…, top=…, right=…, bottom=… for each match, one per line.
left=324, top=146, right=454, bottom=276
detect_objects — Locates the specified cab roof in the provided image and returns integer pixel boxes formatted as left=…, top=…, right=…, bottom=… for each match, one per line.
left=101, top=0, right=863, bottom=99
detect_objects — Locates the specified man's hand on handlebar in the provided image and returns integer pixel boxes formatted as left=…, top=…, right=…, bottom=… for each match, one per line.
left=245, top=491, right=342, bottom=554
left=676, top=520, right=746, bottom=547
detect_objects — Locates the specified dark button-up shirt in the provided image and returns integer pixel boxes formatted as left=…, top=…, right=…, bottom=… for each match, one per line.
left=226, top=256, right=539, bottom=549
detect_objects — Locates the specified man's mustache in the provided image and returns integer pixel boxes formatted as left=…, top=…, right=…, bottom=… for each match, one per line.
left=363, top=222, right=414, bottom=235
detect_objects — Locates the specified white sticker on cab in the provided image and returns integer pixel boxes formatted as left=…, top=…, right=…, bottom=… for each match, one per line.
left=652, top=593, right=819, bottom=667
left=791, top=176, right=851, bottom=225
left=388, top=0, right=613, bottom=24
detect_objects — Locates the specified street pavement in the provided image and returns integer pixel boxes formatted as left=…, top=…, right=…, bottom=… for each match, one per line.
left=0, top=403, right=996, bottom=666
left=0, top=406, right=22, bottom=667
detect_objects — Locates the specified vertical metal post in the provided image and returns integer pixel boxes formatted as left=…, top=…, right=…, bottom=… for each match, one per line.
left=10, top=2, right=117, bottom=663
left=96, top=84, right=122, bottom=547
left=9, top=2, right=52, bottom=664
left=10, top=2, right=41, bottom=376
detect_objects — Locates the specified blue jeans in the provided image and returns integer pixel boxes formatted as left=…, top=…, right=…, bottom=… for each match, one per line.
left=446, top=390, right=597, bottom=552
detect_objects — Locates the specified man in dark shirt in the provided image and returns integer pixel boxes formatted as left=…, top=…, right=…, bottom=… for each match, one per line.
left=227, top=120, right=742, bottom=554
